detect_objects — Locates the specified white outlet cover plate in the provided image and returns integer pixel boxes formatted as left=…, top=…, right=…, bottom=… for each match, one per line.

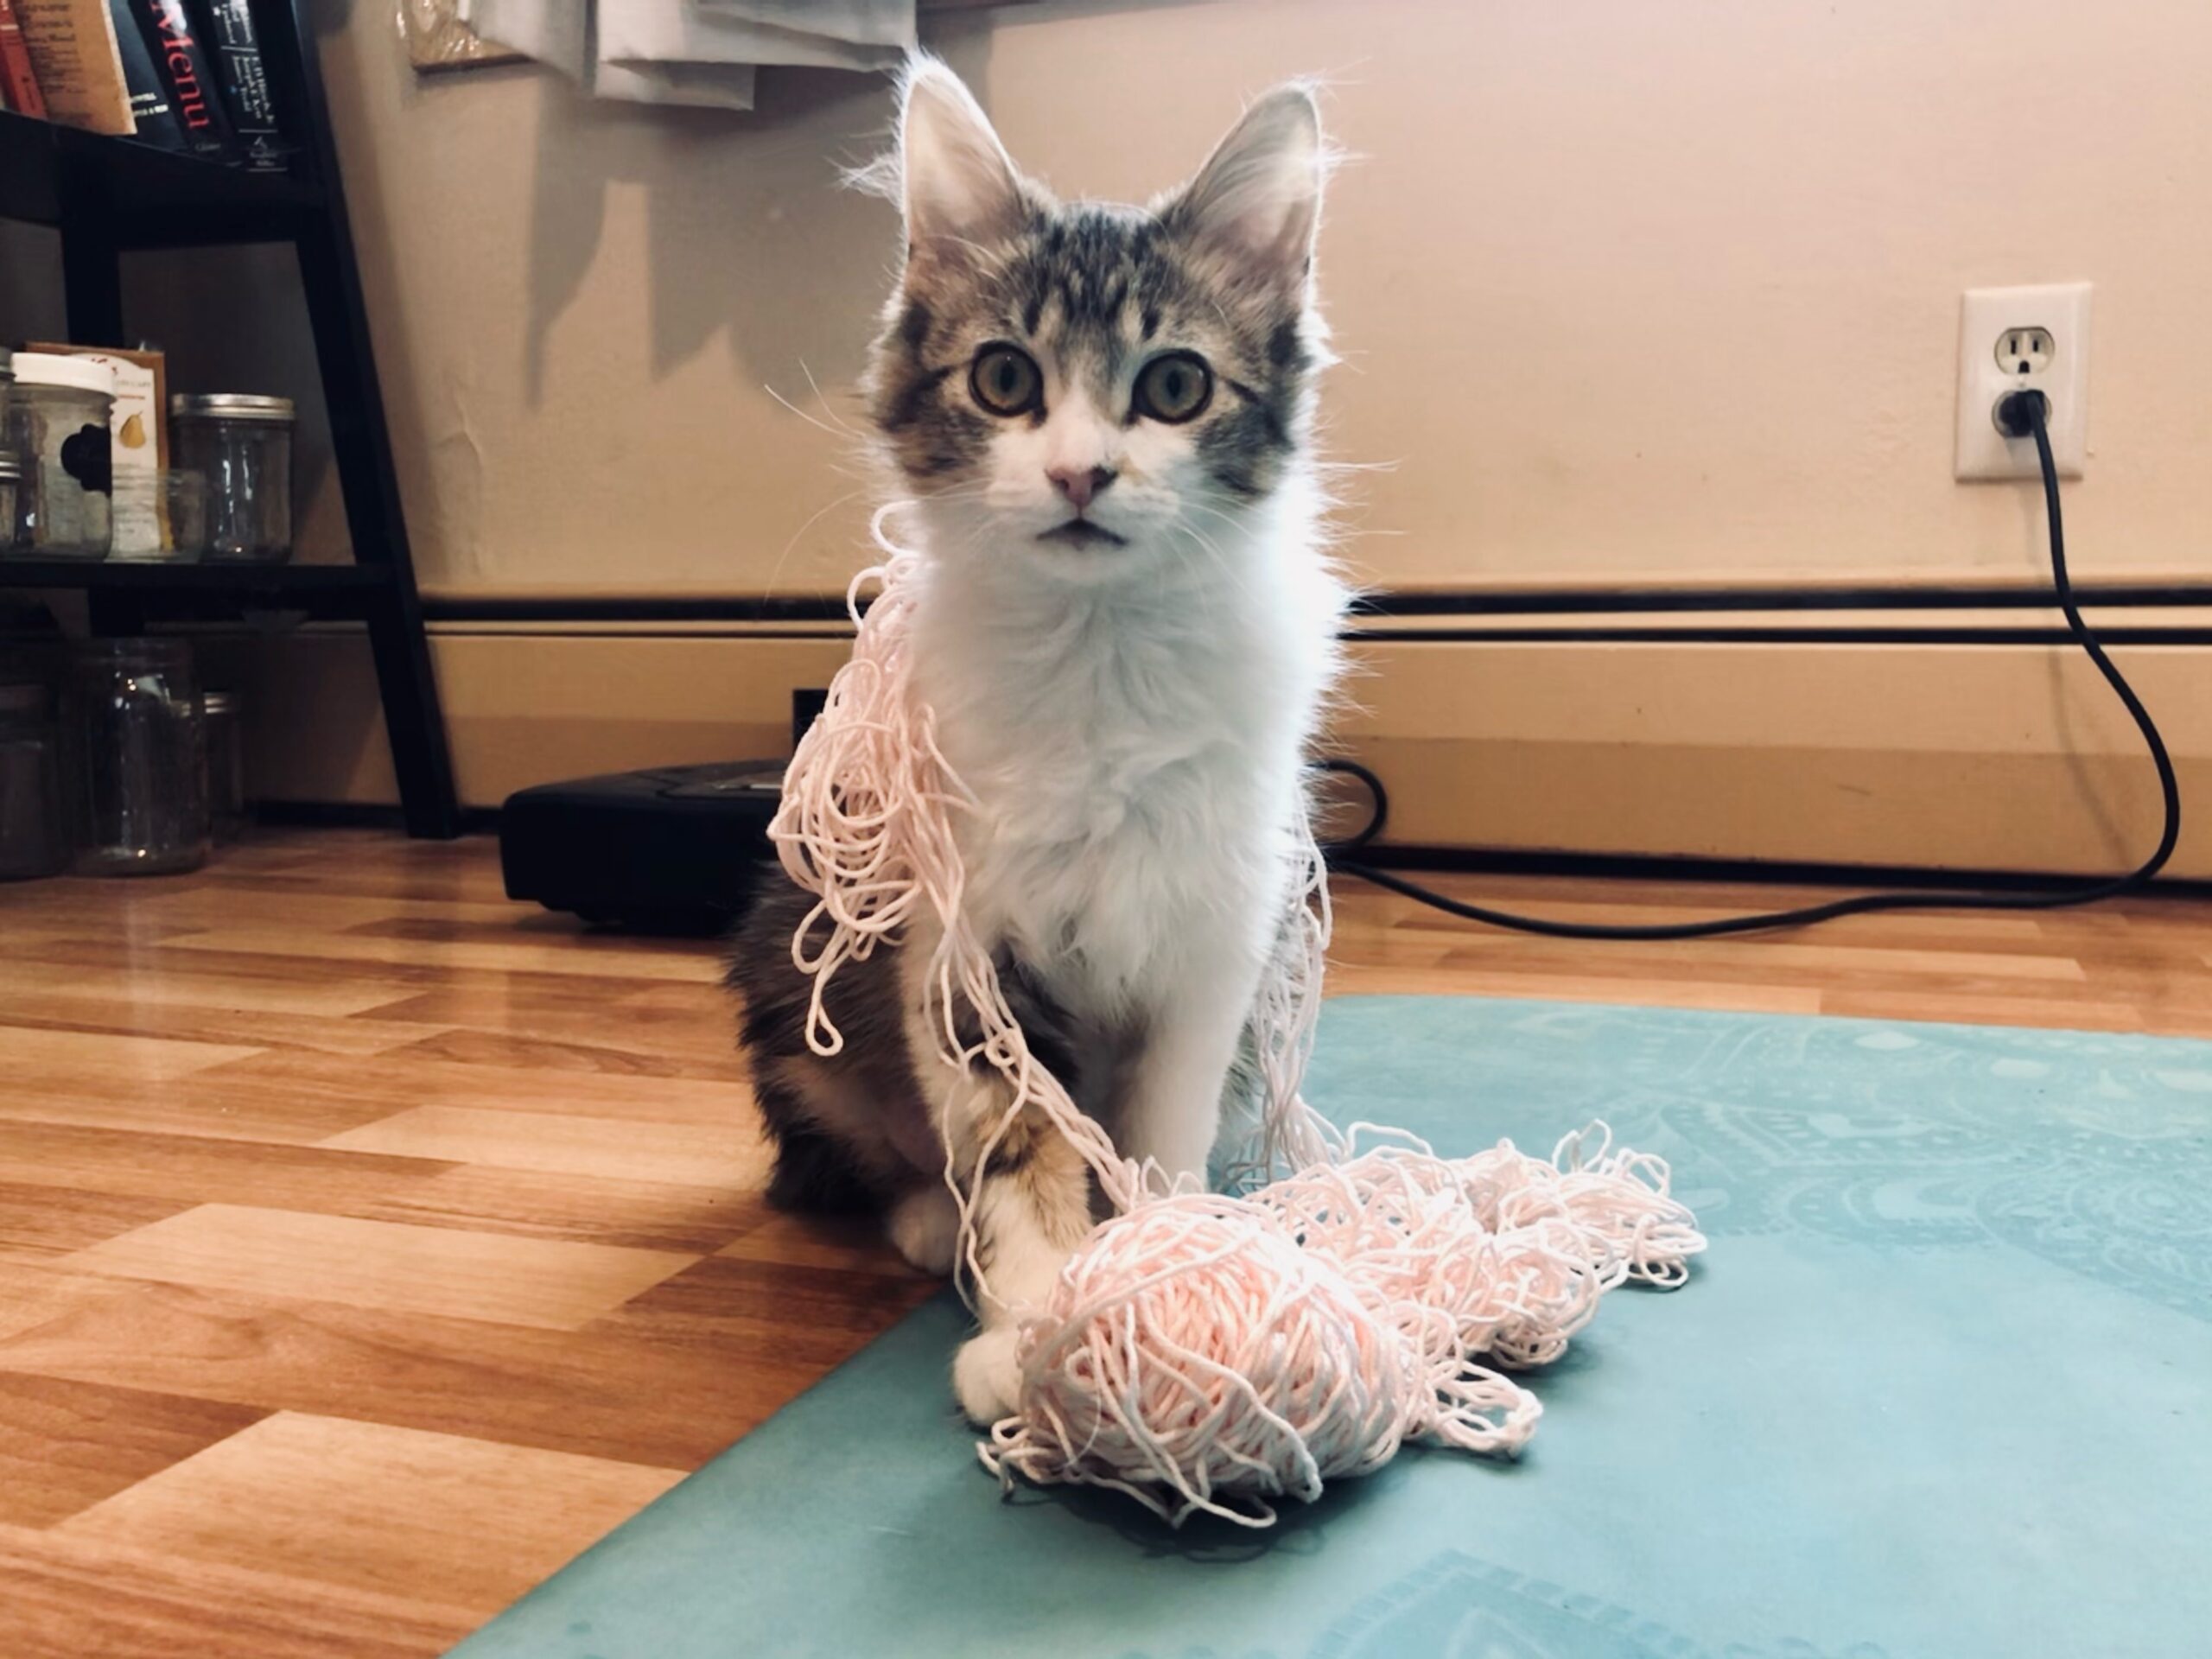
left=1955, top=282, right=2091, bottom=480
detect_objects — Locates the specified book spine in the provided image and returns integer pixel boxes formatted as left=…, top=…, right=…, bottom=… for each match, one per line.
left=188, top=0, right=284, bottom=170
left=124, top=0, right=232, bottom=158
left=11, top=0, right=136, bottom=134
left=0, top=0, right=48, bottom=116
left=105, top=0, right=186, bottom=148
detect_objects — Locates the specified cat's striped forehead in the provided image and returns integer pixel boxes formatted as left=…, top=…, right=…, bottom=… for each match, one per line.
left=872, top=200, right=1316, bottom=496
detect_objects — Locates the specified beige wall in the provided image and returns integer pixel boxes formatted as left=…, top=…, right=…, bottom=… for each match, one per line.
left=291, top=0, right=2212, bottom=595
left=8, top=0, right=2209, bottom=877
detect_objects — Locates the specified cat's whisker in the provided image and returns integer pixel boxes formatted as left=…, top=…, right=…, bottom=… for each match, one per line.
left=798, top=359, right=861, bottom=436
left=760, top=488, right=869, bottom=602
left=764, top=382, right=857, bottom=444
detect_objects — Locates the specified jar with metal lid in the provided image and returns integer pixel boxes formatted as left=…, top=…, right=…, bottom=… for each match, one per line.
left=202, top=689, right=248, bottom=842
left=65, top=639, right=209, bottom=877
left=3, top=353, right=115, bottom=561
left=0, top=681, right=66, bottom=880
left=169, top=393, right=295, bottom=563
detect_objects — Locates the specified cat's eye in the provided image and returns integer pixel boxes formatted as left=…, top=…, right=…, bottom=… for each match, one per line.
left=969, top=346, right=1042, bottom=417
left=1132, top=352, right=1213, bottom=424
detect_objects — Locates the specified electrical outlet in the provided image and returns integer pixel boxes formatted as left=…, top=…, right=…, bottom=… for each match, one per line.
left=1955, top=283, right=2091, bottom=480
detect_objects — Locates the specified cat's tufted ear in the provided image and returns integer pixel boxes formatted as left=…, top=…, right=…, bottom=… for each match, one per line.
left=897, top=60, right=1028, bottom=260
left=1166, top=85, right=1324, bottom=294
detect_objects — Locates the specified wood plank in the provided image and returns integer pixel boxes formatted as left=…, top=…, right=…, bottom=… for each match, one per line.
left=357, top=1163, right=770, bottom=1253
left=384, top=1022, right=751, bottom=1084
left=0, top=1523, right=476, bottom=1659
left=0, top=1371, right=263, bottom=1528
left=1, top=1024, right=265, bottom=1083
left=0, top=1182, right=187, bottom=1262
left=0, top=988, right=450, bottom=1056
left=60, top=1206, right=700, bottom=1332
left=602, top=1254, right=937, bottom=1372
left=155, top=925, right=721, bottom=982
left=0, top=953, right=435, bottom=1019
left=59, top=1412, right=686, bottom=1615
left=0, top=1120, right=452, bottom=1213
left=223, top=1047, right=756, bottom=1126
left=0, top=1279, right=822, bottom=1468
left=320, top=1104, right=766, bottom=1189
left=0, top=1067, right=425, bottom=1147
left=0, top=1261, right=131, bottom=1343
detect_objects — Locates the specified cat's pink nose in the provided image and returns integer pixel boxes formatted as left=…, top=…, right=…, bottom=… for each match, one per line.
left=1048, top=466, right=1116, bottom=511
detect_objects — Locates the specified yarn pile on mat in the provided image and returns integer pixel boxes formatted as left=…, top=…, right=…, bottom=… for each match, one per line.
left=982, top=1126, right=1704, bottom=1527
left=771, top=512, right=1707, bottom=1528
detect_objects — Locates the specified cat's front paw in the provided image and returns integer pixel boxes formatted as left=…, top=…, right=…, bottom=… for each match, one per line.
left=952, top=1325, right=1024, bottom=1425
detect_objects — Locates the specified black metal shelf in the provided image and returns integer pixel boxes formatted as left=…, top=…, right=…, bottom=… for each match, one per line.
left=0, top=0, right=460, bottom=835
left=0, top=559, right=381, bottom=589
left=0, top=109, right=321, bottom=242
left=0, top=561, right=391, bottom=621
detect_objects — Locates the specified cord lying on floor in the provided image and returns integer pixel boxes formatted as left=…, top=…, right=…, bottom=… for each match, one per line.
left=1320, top=390, right=2183, bottom=940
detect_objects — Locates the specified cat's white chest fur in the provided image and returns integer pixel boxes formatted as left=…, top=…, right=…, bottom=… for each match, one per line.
left=906, top=494, right=1340, bottom=1018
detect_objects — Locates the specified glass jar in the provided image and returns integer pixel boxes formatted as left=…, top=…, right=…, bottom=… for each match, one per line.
left=111, top=469, right=211, bottom=563
left=0, top=681, right=66, bottom=880
left=202, top=689, right=247, bottom=842
left=169, top=394, right=295, bottom=563
left=0, top=452, right=21, bottom=550
left=66, top=639, right=209, bottom=877
left=3, top=353, right=116, bottom=561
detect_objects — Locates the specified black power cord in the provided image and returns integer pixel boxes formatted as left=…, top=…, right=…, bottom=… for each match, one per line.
left=1319, top=390, right=2183, bottom=940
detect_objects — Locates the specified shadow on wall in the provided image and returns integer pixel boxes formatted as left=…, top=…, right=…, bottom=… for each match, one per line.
left=519, top=61, right=913, bottom=413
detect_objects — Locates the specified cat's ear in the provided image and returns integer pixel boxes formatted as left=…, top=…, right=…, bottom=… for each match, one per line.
left=897, top=60, right=1027, bottom=258
left=1167, top=86, right=1324, bottom=292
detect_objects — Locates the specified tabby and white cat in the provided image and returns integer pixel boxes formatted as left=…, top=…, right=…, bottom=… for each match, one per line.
left=729, top=59, right=1344, bottom=1424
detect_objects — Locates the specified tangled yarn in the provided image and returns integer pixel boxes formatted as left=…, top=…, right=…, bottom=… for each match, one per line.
left=770, top=509, right=1707, bottom=1526
left=985, top=1128, right=1703, bottom=1525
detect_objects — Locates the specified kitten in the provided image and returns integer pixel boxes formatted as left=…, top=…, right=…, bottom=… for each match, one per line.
left=728, top=58, right=1344, bottom=1424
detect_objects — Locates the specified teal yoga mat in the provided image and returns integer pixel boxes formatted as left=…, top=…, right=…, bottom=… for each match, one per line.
left=451, top=996, right=2212, bottom=1659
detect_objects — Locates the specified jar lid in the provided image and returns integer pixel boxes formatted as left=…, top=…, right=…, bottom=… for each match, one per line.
left=0, top=683, right=45, bottom=716
left=171, top=393, right=296, bottom=423
left=203, top=690, right=239, bottom=715
left=12, top=352, right=117, bottom=397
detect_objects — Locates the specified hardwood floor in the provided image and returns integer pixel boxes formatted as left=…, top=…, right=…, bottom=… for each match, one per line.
left=2, top=828, right=2209, bottom=1656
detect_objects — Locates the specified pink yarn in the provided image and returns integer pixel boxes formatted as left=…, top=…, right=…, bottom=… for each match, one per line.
left=986, top=1128, right=1703, bottom=1526
left=770, top=512, right=1707, bottom=1526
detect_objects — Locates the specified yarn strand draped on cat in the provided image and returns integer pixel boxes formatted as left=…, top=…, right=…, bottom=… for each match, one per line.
left=729, top=57, right=1345, bottom=1425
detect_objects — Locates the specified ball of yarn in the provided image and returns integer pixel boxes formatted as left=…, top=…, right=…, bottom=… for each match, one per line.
left=979, top=1129, right=1705, bottom=1528
left=981, top=1192, right=1421, bottom=1528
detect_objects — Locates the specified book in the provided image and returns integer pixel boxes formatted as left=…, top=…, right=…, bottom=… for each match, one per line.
left=189, top=0, right=286, bottom=170
left=117, top=0, right=232, bottom=158
left=0, top=0, right=49, bottom=116
left=13, top=0, right=133, bottom=133
left=105, top=0, right=187, bottom=148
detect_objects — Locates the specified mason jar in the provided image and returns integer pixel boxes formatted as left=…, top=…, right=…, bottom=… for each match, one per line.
left=0, top=680, right=67, bottom=880
left=65, top=639, right=210, bottom=876
left=169, top=393, right=295, bottom=563
left=0, top=451, right=21, bottom=550
left=202, top=689, right=248, bottom=842
left=3, top=353, right=115, bottom=561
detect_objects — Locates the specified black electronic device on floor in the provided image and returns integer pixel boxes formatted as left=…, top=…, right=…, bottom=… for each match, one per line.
left=499, top=760, right=784, bottom=935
